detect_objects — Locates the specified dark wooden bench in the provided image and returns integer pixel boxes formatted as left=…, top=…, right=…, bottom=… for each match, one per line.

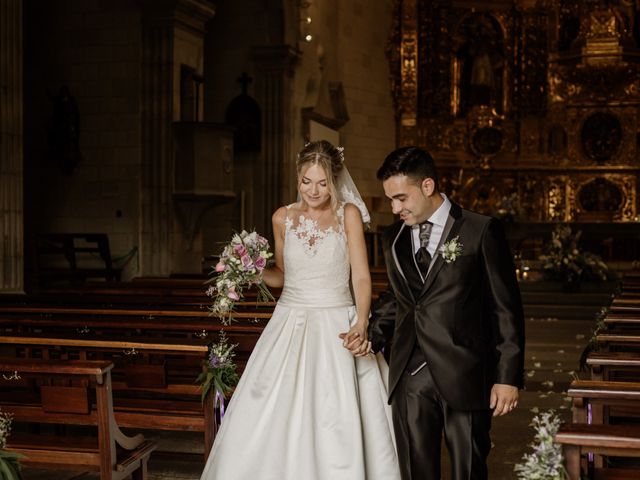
left=595, top=330, right=640, bottom=351
left=0, top=358, right=156, bottom=479
left=32, top=233, right=122, bottom=286
left=556, top=424, right=640, bottom=480
left=587, top=352, right=640, bottom=382
left=0, top=280, right=280, bottom=460
left=568, top=380, right=640, bottom=424
left=603, top=314, right=640, bottom=331
left=0, top=332, right=238, bottom=460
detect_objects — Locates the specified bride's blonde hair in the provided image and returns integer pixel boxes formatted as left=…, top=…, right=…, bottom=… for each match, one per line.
left=296, top=140, right=344, bottom=213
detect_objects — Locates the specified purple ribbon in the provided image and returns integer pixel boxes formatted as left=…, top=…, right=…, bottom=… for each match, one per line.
left=214, top=389, right=226, bottom=431
left=215, top=390, right=226, bottom=417
left=587, top=403, right=593, bottom=463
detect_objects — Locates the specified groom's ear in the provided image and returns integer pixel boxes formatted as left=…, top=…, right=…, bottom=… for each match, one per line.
left=420, top=177, right=436, bottom=196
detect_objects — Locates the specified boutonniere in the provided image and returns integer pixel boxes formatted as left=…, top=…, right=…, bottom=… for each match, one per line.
left=439, top=236, right=463, bottom=263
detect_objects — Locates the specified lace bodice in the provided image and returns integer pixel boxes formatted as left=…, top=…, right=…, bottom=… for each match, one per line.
left=278, top=203, right=352, bottom=308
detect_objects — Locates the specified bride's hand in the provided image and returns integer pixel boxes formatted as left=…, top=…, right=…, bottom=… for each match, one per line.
left=339, top=323, right=372, bottom=357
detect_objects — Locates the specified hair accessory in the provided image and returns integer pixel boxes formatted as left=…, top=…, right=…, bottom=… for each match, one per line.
left=336, top=146, right=345, bottom=164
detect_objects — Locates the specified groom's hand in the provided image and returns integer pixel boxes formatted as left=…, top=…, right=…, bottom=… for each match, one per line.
left=490, top=384, right=519, bottom=416
left=339, top=324, right=371, bottom=357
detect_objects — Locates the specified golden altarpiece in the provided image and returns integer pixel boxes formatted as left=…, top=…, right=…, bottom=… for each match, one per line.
left=387, top=0, right=640, bottom=257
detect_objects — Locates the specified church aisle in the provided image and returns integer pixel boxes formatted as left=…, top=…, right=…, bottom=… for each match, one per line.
left=478, top=316, right=594, bottom=480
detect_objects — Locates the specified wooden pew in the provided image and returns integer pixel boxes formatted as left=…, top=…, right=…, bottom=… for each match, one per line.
left=555, top=424, right=640, bottom=480
left=0, top=305, right=273, bottom=318
left=596, top=332, right=640, bottom=351
left=603, top=314, right=640, bottom=331
left=587, top=352, right=640, bottom=382
left=32, top=233, right=122, bottom=286
left=0, top=300, right=268, bottom=392
left=570, top=304, right=640, bottom=476
left=0, top=358, right=156, bottom=480
left=0, top=334, right=220, bottom=459
left=568, top=379, right=640, bottom=423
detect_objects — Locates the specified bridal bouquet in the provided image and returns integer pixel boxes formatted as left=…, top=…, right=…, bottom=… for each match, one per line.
left=0, top=409, right=23, bottom=480
left=196, top=332, right=240, bottom=403
left=206, top=229, right=275, bottom=325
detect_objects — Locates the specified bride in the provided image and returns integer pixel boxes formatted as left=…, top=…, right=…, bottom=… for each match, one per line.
left=200, top=140, right=400, bottom=480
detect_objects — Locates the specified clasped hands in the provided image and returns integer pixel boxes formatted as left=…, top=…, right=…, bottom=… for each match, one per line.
left=338, top=322, right=372, bottom=357
left=338, top=326, right=519, bottom=415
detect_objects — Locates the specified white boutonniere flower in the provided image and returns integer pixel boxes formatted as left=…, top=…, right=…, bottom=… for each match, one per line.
left=439, top=236, right=463, bottom=263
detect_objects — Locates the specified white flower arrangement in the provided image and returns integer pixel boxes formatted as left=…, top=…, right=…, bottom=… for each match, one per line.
left=539, top=225, right=610, bottom=284
left=514, top=410, right=566, bottom=480
left=439, top=236, right=463, bottom=263
left=0, top=409, right=23, bottom=480
left=0, top=410, right=11, bottom=450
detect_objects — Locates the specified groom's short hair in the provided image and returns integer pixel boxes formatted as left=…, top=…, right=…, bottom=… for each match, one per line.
left=377, top=146, right=439, bottom=188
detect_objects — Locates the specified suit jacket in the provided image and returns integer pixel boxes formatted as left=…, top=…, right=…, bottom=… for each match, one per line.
left=369, top=202, right=525, bottom=411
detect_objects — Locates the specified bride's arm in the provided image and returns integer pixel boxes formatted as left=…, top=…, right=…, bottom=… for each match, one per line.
left=341, top=203, right=372, bottom=356
left=261, top=207, right=286, bottom=289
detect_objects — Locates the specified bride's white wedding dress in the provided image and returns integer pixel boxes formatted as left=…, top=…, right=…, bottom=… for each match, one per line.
left=201, top=203, right=400, bottom=480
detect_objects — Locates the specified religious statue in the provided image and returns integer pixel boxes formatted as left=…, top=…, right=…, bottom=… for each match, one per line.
left=455, top=14, right=504, bottom=116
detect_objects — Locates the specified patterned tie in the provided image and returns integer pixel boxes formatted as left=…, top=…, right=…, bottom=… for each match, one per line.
left=415, top=221, right=433, bottom=279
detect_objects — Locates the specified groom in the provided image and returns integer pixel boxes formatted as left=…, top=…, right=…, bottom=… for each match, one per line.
left=368, top=146, right=525, bottom=480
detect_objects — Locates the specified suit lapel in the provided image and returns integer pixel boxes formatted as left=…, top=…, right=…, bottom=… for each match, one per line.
left=390, top=222, right=416, bottom=302
left=419, top=203, right=464, bottom=299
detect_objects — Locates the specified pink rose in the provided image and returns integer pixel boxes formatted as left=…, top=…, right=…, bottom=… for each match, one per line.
left=241, top=254, right=253, bottom=269
left=254, top=256, right=266, bottom=269
left=233, top=244, right=247, bottom=256
left=215, top=262, right=226, bottom=272
left=227, top=289, right=240, bottom=301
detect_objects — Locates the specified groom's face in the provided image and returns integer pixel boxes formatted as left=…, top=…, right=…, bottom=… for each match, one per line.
left=382, top=174, right=437, bottom=226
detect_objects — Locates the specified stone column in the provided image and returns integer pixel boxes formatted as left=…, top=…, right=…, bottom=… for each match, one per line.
left=139, top=17, right=174, bottom=277
left=139, top=0, right=214, bottom=276
left=0, top=0, right=24, bottom=293
left=251, top=45, right=298, bottom=236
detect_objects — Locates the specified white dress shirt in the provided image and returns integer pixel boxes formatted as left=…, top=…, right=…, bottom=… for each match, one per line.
left=410, top=193, right=452, bottom=257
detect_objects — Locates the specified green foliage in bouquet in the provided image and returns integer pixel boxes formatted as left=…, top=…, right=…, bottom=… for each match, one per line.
left=0, top=410, right=22, bottom=480
left=514, top=410, right=566, bottom=480
left=196, top=332, right=240, bottom=403
left=539, top=225, right=611, bottom=285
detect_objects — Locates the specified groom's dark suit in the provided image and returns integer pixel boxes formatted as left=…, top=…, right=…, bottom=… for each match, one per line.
left=370, top=201, right=525, bottom=480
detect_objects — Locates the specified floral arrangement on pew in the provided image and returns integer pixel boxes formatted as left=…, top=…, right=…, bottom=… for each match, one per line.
left=206, top=230, right=275, bottom=326
left=0, top=409, right=22, bottom=480
left=514, top=410, right=566, bottom=480
left=539, top=224, right=611, bottom=288
left=197, top=332, right=240, bottom=416
left=578, top=306, right=610, bottom=370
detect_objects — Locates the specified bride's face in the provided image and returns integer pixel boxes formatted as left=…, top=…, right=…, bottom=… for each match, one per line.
left=299, top=163, right=331, bottom=208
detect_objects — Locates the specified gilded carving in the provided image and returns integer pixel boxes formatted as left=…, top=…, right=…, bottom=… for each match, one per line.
left=586, top=11, right=619, bottom=40
left=387, top=1, right=640, bottom=224
left=385, top=0, right=402, bottom=115
left=572, top=174, right=636, bottom=222
left=547, top=176, right=569, bottom=221
left=396, top=0, right=419, bottom=145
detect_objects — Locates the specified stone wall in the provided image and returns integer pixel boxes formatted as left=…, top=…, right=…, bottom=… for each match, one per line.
left=203, top=0, right=396, bottom=238
left=24, top=0, right=141, bottom=278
